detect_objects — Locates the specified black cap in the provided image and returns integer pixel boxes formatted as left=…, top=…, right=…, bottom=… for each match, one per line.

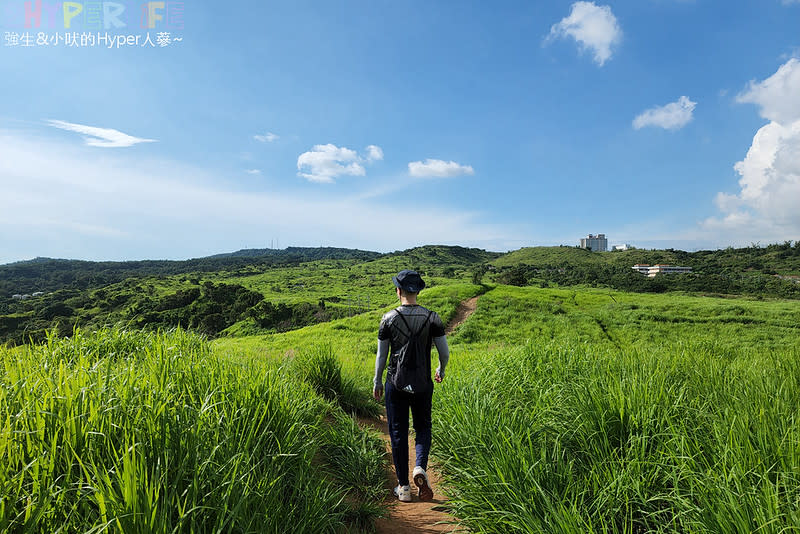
left=392, top=270, right=425, bottom=293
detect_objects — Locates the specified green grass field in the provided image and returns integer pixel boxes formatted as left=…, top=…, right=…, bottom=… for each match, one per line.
left=433, top=286, right=800, bottom=533
left=0, top=327, right=386, bottom=533
left=2, top=275, right=799, bottom=532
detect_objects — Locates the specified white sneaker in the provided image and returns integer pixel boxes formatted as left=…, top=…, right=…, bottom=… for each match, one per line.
left=413, top=466, right=433, bottom=501
left=393, top=484, right=412, bottom=502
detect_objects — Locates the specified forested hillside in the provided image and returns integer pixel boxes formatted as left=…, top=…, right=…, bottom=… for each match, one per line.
left=491, top=242, right=800, bottom=299
left=0, top=246, right=491, bottom=345
left=2, top=242, right=799, bottom=346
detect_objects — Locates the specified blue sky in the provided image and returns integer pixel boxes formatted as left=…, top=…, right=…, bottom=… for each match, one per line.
left=1, top=0, right=799, bottom=263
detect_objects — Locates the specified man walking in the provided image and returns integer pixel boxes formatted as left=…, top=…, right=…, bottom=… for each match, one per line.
left=373, top=270, right=450, bottom=502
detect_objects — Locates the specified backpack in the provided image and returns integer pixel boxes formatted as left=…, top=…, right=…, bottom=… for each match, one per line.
left=390, top=308, right=434, bottom=394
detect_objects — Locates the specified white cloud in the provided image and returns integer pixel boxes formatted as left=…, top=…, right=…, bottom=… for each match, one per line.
left=408, top=159, right=475, bottom=178
left=46, top=120, right=156, bottom=148
left=736, top=58, right=800, bottom=123
left=365, top=145, right=384, bottom=163
left=245, top=169, right=262, bottom=175
left=0, top=130, right=515, bottom=262
left=254, top=132, right=279, bottom=143
left=296, top=143, right=383, bottom=183
left=547, top=1, right=622, bottom=66
left=703, top=59, right=800, bottom=241
left=633, top=96, right=697, bottom=130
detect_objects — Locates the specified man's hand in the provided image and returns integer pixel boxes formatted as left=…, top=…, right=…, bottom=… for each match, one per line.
left=373, top=385, right=384, bottom=400
left=434, top=371, right=443, bottom=383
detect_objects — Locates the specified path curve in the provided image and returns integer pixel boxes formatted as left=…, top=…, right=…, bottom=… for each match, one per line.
left=445, top=296, right=480, bottom=335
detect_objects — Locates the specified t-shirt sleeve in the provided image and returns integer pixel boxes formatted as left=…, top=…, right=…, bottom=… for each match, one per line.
left=378, top=314, right=392, bottom=340
left=430, top=312, right=446, bottom=338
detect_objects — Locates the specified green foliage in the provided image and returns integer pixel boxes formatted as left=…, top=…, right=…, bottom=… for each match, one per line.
left=433, top=341, right=800, bottom=533
left=4, top=266, right=800, bottom=533
left=220, top=281, right=800, bottom=532
left=0, top=326, right=386, bottom=533
left=0, top=247, right=381, bottom=297
left=490, top=245, right=800, bottom=299
left=320, top=412, right=388, bottom=528
left=294, top=346, right=381, bottom=417
left=0, top=245, right=496, bottom=346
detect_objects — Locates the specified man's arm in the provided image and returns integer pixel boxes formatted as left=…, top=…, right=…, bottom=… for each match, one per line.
left=433, top=335, right=449, bottom=382
left=373, top=338, right=390, bottom=399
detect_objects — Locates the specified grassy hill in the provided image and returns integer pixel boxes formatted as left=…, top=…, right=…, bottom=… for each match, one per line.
left=489, top=244, right=800, bottom=299
left=492, top=243, right=800, bottom=275
left=4, top=268, right=800, bottom=531
left=0, top=245, right=493, bottom=346
left=491, top=246, right=685, bottom=268
left=4, top=242, right=800, bottom=347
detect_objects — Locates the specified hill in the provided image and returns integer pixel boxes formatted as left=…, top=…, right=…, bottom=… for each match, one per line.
left=0, top=245, right=494, bottom=346
left=489, top=244, right=800, bottom=299
left=3, top=241, right=800, bottom=347
left=493, top=243, right=800, bottom=274
left=0, top=247, right=381, bottom=298
left=207, top=246, right=380, bottom=261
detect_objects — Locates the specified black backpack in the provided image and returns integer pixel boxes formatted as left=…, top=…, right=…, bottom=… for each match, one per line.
left=390, top=308, right=434, bottom=394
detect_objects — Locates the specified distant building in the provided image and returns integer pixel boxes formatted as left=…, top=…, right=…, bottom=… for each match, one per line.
left=581, top=234, right=608, bottom=252
left=633, top=264, right=692, bottom=278
left=612, top=244, right=632, bottom=251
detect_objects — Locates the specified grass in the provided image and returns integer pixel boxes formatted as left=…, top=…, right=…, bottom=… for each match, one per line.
left=4, top=277, right=800, bottom=533
left=0, top=326, right=386, bottom=533
left=432, top=340, right=800, bottom=533
left=449, top=285, right=800, bottom=352
left=213, top=282, right=485, bottom=382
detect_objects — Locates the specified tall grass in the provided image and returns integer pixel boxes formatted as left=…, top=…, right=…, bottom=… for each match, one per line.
left=433, top=341, right=800, bottom=533
left=293, top=346, right=381, bottom=418
left=0, top=326, right=386, bottom=533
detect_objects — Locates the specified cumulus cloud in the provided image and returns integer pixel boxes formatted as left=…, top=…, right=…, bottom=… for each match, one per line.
left=736, top=59, right=800, bottom=123
left=46, top=120, right=156, bottom=148
left=408, top=159, right=475, bottom=178
left=365, top=145, right=384, bottom=163
left=296, top=144, right=383, bottom=183
left=633, top=96, right=697, bottom=130
left=703, top=59, right=800, bottom=240
left=547, top=1, right=622, bottom=66
left=254, top=132, right=279, bottom=143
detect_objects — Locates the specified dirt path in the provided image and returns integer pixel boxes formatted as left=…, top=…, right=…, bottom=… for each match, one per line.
left=362, top=416, right=463, bottom=533
left=445, top=296, right=480, bottom=335
left=360, top=296, right=480, bottom=532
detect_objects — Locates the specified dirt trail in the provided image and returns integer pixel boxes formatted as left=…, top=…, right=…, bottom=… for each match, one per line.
left=362, top=296, right=481, bottom=533
left=362, top=415, right=463, bottom=533
left=445, top=296, right=480, bottom=335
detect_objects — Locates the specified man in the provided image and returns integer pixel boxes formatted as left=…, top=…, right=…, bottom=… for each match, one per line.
left=373, top=269, right=450, bottom=502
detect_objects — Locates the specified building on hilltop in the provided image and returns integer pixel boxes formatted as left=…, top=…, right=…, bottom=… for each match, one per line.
left=612, top=244, right=632, bottom=251
left=633, top=264, right=692, bottom=278
left=581, top=234, right=608, bottom=252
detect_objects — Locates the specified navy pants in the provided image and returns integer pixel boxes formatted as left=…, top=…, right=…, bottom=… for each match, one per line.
left=384, top=380, right=433, bottom=486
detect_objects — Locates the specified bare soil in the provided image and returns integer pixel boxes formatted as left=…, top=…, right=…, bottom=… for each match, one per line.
left=360, top=416, right=464, bottom=534
left=445, top=296, right=480, bottom=335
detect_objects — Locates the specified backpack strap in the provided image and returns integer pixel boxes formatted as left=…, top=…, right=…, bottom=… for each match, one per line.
left=394, top=307, right=432, bottom=338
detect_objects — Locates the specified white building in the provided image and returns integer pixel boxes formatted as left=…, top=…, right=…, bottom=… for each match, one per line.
left=632, top=264, right=692, bottom=278
left=580, top=234, right=608, bottom=252
left=612, top=244, right=632, bottom=251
